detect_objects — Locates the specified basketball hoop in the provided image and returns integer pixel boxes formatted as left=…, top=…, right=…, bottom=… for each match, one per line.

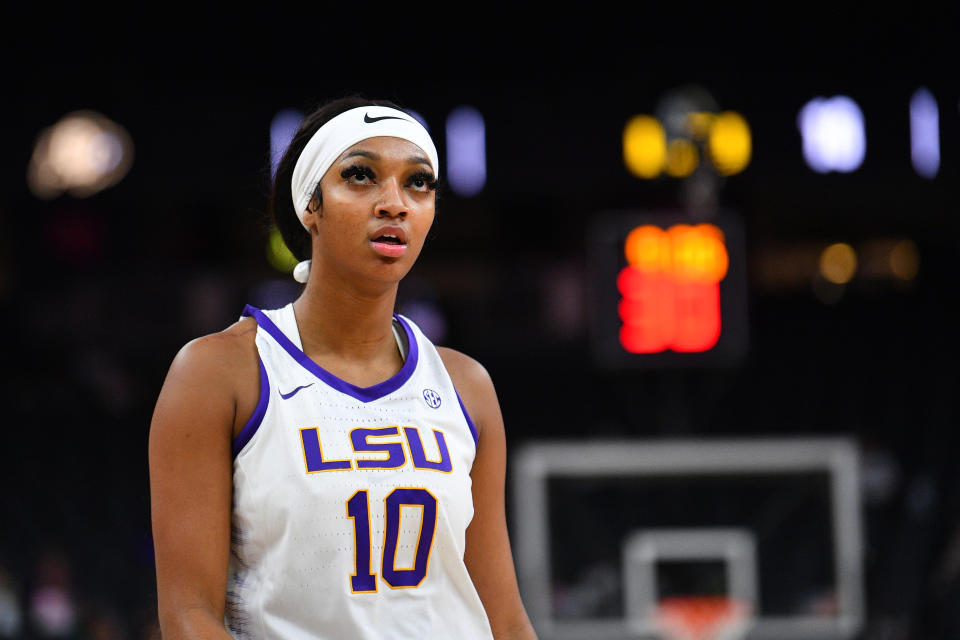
left=655, top=596, right=752, bottom=640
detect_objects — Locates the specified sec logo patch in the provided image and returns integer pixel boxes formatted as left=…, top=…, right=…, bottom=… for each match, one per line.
left=423, top=389, right=442, bottom=409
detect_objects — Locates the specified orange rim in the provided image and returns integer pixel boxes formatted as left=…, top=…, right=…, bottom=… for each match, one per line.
left=655, top=596, right=749, bottom=640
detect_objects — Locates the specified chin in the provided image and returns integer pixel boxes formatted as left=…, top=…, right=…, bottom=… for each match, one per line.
left=360, top=260, right=418, bottom=291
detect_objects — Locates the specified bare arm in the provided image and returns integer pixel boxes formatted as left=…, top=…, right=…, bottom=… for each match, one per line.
left=149, top=325, right=257, bottom=639
left=439, top=348, right=538, bottom=640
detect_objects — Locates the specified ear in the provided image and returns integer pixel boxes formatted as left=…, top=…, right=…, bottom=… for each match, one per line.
left=301, top=195, right=322, bottom=231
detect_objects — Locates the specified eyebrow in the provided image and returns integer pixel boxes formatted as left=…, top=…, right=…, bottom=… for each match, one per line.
left=342, top=149, right=379, bottom=161
left=408, top=155, right=433, bottom=169
left=341, top=148, right=433, bottom=169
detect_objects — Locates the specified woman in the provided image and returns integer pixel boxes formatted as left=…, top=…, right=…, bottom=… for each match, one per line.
left=148, top=96, right=537, bottom=639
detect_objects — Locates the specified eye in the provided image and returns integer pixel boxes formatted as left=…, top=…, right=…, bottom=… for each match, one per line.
left=407, top=170, right=438, bottom=192
left=341, top=165, right=376, bottom=184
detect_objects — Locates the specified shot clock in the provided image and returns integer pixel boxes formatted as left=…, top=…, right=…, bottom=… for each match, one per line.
left=588, top=211, right=748, bottom=368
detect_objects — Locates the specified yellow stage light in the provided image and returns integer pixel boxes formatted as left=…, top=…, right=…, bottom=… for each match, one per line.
left=623, top=116, right=666, bottom=179
left=708, top=111, right=751, bottom=176
left=819, top=243, right=857, bottom=284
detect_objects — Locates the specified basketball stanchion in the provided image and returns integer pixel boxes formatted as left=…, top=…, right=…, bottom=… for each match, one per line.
left=655, top=596, right=753, bottom=640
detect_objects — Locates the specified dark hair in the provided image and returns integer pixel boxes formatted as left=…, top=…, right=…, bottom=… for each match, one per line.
left=270, top=95, right=412, bottom=261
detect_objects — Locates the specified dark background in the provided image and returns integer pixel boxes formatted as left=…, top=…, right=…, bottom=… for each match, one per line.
left=1, top=6, right=958, bottom=639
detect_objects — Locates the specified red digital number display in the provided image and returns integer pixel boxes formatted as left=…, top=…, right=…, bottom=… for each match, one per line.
left=617, top=224, right=729, bottom=353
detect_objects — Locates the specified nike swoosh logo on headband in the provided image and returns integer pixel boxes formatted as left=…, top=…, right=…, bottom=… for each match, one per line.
left=364, top=113, right=408, bottom=124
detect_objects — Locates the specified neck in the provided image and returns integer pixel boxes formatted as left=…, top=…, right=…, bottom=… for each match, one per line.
left=292, top=264, right=399, bottom=363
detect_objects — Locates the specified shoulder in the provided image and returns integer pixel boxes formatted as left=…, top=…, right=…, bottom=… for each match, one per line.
left=169, top=316, right=259, bottom=381
left=436, top=346, right=491, bottom=389
left=436, top=347, right=501, bottom=438
left=153, top=317, right=260, bottom=437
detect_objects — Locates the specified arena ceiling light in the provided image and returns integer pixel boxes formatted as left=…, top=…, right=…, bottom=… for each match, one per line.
left=622, top=85, right=751, bottom=181
left=819, top=243, right=858, bottom=285
left=270, top=109, right=304, bottom=179
left=707, top=112, right=752, bottom=176
left=407, top=110, right=429, bottom=132
left=623, top=115, right=667, bottom=179
left=797, top=96, right=866, bottom=173
left=909, top=88, right=939, bottom=179
left=445, top=106, right=486, bottom=197
left=27, top=111, right=133, bottom=199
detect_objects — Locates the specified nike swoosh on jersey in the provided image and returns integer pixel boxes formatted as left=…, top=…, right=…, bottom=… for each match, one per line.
left=364, top=113, right=408, bottom=124
left=280, top=383, right=315, bottom=400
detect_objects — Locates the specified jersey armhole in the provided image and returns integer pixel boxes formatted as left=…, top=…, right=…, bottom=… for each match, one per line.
left=454, top=388, right=480, bottom=448
left=233, top=355, right=270, bottom=459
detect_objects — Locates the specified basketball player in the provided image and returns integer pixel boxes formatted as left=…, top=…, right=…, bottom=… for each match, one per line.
left=148, top=97, right=538, bottom=639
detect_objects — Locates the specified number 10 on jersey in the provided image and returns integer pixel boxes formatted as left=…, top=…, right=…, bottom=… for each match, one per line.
left=347, top=487, right=438, bottom=592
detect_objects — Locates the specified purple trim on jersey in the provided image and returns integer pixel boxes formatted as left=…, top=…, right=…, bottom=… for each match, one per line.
left=241, top=305, right=419, bottom=404
left=233, top=356, right=269, bottom=458
left=454, top=389, right=480, bottom=448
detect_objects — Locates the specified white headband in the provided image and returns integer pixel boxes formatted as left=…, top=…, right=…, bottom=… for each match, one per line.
left=290, top=105, right=439, bottom=229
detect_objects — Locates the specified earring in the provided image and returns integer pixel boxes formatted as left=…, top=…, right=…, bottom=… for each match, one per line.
left=293, top=260, right=311, bottom=283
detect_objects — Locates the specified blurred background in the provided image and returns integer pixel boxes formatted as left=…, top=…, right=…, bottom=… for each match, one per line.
left=1, top=6, right=958, bottom=639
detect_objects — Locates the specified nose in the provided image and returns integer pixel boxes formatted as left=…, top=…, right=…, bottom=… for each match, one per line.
left=376, top=177, right=407, bottom=219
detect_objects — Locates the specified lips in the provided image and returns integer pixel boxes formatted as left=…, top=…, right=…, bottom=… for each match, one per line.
left=370, top=225, right=408, bottom=258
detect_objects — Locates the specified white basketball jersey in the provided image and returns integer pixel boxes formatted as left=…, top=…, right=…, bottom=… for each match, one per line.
left=226, top=304, right=493, bottom=640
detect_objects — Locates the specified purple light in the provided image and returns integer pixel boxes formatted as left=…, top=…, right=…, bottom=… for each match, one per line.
left=270, top=109, right=303, bottom=179
left=445, top=106, right=486, bottom=197
left=249, top=278, right=302, bottom=310
left=399, top=301, right=447, bottom=343
left=910, top=88, right=939, bottom=179
left=407, top=109, right=430, bottom=132
left=798, top=96, right=866, bottom=173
